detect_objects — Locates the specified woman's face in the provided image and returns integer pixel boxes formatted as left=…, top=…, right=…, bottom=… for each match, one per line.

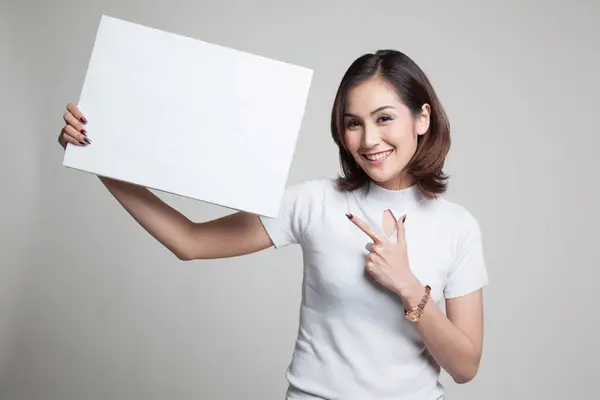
left=343, top=77, right=430, bottom=190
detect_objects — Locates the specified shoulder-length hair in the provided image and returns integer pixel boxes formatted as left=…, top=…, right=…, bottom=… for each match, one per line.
left=330, top=49, right=451, bottom=198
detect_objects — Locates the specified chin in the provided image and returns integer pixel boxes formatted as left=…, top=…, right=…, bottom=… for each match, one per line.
left=363, top=169, right=398, bottom=185
left=361, top=164, right=410, bottom=188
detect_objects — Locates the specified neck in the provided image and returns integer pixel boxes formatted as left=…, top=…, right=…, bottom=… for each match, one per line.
left=363, top=178, right=423, bottom=207
left=374, top=173, right=415, bottom=191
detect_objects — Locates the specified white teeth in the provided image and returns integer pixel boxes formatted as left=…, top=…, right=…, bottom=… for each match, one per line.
left=365, top=150, right=393, bottom=161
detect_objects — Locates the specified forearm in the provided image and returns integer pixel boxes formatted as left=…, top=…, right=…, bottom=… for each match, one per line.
left=397, top=278, right=480, bottom=383
left=99, top=176, right=195, bottom=258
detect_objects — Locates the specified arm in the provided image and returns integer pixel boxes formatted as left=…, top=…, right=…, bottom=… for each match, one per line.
left=399, top=211, right=487, bottom=383
left=100, top=177, right=273, bottom=260
left=347, top=212, right=486, bottom=383
left=399, top=283, right=484, bottom=383
left=59, top=103, right=272, bottom=261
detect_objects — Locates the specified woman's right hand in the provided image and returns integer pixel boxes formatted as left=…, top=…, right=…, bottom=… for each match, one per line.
left=56, top=103, right=272, bottom=260
left=58, top=103, right=91, bottom=149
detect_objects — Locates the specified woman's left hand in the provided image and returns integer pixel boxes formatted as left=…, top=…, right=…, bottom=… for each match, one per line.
left=346, top=212, right=417, bottom=296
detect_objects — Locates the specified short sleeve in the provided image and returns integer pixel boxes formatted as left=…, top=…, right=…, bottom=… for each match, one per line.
left=444, top=213, right=489, bottom=299
left=258, top=179, right=327, bottom=248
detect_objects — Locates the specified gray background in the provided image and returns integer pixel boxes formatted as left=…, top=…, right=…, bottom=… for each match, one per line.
left=1, top=0, right=598, bottom=399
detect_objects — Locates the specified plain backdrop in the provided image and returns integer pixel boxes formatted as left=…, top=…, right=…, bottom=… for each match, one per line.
left=1, top=0, right=598, bottom=399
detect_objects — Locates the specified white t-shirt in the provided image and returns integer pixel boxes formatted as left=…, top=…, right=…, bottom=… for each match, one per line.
left=259, top=178, right=489, bottom=400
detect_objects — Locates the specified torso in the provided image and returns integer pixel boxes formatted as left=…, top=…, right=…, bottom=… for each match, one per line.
left=260, top=178, right=486, bottom=400
left=286, top=180, right=457, bottom=399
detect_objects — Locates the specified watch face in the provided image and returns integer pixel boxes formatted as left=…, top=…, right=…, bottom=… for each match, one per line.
left=406, top=310, right=421, bottom=322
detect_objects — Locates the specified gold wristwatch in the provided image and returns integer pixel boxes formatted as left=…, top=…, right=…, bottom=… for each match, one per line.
left=404, top=285, right=431, bottom=322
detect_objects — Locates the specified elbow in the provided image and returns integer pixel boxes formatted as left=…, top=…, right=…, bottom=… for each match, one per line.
left=453, top=372, right=475, bottom=384
left=451, top=363, right=480, bottom=384
left=450, top=342, right=482, bottom=384
left=175, top=251, right=193, bottom=261
left=174, top=247, right=198, bottom=261
left=173, top=221, right=200, bottom=261
left=173, top=245, right=197, bottom=261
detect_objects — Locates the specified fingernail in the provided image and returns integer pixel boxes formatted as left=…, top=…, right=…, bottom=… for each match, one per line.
left=80, top=116, right=87, bottom=124
left=83, top=137, right=91, bottom=144
left=81, top=129, right=87, bottom=136
left=402, top=215, right=406, bottom=223
left=345, top=213, right=353, bottom=220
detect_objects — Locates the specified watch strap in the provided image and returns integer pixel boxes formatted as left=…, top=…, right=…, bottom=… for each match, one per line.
left=404, top=285, right=431, bottom=321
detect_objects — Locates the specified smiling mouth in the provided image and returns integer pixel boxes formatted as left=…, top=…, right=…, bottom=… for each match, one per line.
left=363, top=149, right=394, bottom=162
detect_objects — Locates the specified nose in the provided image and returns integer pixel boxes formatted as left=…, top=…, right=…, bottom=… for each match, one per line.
left=361, top=122, right=380, bottom=149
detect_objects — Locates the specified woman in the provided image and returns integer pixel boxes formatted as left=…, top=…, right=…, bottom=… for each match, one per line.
left=58, top=49, right=488, bottom=399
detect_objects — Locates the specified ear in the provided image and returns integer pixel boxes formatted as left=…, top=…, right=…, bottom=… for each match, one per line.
left=416, top=104, right=431, bottom=136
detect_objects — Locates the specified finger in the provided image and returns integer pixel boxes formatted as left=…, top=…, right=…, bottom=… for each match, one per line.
left=64, top=124, right=90, bottom=145
left=63, top=110, right=87, bottom=136
left=366, top=260, right=376, bottom=273
left=365, top=242, right=385, bottom=255
left=365, top=242, right=383, bottom=253
left=396, top=214, right=407, bottom=246
left=63, top=125, right=90, bottom=146
left=60, top=126, right=82, bottom=147
left=66, top=103, right=87, bottom=124
left=367, top=252, right=383, bottom=264
left=346, top=213, right=385, bottom=243
left=58, top=134, right=67, bottom=149
left=59, top=128, right=82, bottom=147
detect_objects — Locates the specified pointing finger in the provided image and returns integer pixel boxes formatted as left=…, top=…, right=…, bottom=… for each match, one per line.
left=346, top=213, right=385, bottom=243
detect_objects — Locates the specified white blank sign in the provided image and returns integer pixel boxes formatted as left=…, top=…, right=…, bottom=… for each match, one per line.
left=63, top=15, right=313, bottom=218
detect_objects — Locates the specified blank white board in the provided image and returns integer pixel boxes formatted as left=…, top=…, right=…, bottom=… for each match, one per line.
left=63, top=15, right=313, bottom=218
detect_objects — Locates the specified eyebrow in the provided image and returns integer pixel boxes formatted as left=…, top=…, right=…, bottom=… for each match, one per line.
left=344, top=105, right=395, bottom=118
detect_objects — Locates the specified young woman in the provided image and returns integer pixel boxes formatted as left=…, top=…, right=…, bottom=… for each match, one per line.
left=58, top=49, right=488, bottom=400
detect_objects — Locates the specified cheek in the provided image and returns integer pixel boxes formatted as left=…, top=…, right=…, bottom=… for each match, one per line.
left=384, top=122, right=417, bottom=148
left=343, top=131, right=360, bottom=151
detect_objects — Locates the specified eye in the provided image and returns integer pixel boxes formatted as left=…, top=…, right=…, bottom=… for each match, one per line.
left=377, top=115, right=393, bottom=124
left=345, top=119, right=361, bottom=129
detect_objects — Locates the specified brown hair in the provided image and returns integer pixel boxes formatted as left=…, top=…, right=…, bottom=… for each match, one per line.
left=330, top=49, right=451, bottom=198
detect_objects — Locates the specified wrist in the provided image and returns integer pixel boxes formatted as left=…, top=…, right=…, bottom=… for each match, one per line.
left=396, top=275, right=427, bottom=308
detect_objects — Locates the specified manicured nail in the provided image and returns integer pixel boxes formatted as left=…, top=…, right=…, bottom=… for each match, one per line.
left=80, top=116, right=87, bottom=124
left=345, top=213, right=353, bottom=220
left=401, top=215, right=406, bottom=223
left=81, top=129, right=87, bottom=136
left=83, top=137, right=91, bottom=144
